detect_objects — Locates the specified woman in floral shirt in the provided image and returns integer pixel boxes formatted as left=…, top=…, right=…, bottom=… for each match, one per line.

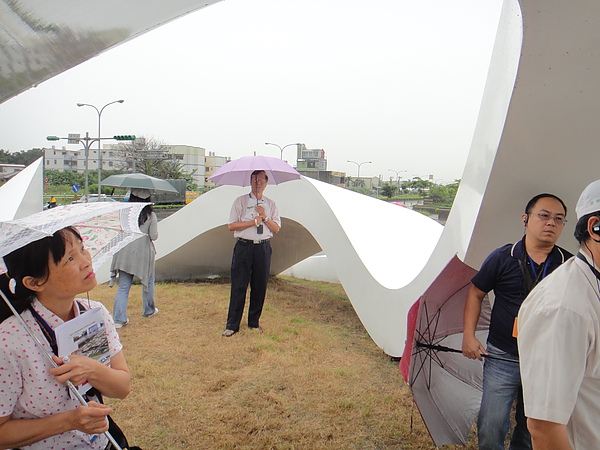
left=0, top=226, right=131, bottom=449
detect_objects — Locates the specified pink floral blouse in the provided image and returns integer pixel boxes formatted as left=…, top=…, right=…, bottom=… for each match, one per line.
left=0, top=298, right=123, bottom=449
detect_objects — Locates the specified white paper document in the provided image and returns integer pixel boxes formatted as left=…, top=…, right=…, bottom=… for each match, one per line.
left=55, top=307, right=110, bottom=395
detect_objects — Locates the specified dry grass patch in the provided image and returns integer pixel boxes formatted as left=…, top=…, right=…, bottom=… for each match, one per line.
left=87, top=276, right=476, bottom=449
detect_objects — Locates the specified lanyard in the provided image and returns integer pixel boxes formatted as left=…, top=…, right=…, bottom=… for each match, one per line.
left=577, top=252, right=600, bottom=281
left=27, top=302, right=86, bottom=355
left=28, top=306, right=59, bottom=355
left=528, top=255, right=551, bottom=282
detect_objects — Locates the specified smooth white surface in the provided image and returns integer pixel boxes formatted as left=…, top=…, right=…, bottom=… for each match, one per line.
left=0, top=158, right=43, bottom=221
left=281, top=253, right=340, bottom=284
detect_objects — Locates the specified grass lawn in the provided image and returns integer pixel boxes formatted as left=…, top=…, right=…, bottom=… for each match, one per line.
left=90, top=276, right=476, bottom=449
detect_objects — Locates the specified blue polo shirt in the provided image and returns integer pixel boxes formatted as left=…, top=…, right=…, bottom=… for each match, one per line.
left=472, top=236, right=572, bottom=356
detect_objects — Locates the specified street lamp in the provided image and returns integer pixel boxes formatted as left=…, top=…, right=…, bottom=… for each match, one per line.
left=388, top=169, right=407, bottom=189
left=265, top=142, right=300, bottom=160
left=77, top=100, right=124, bottom=195
left=347, top=160, right=372, bottom=179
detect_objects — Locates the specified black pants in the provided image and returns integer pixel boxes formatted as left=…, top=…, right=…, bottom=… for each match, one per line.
left=226, top=239, right=272, bottom=331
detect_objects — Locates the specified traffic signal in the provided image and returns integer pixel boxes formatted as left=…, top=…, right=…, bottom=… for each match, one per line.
left=113, top=135, right=136, bottom=141
left=46, top=136, right=60, bottom=141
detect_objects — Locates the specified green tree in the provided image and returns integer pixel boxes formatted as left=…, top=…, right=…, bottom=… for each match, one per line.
left=429, top=185, right=450, bottom=203
left=381, top=182, right=397, bottom=199
left=352, top=178, right=365, bottom=188
left=428, top=179, right=461, bottom=205
left=0, top=148, right=43, bottom=165
left=0, top=149, right=13, bottom=163
left=44, top=170, right=84, bottom=186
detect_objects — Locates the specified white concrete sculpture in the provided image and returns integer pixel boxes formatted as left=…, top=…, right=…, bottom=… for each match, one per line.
left=0, top=0, right=222, bottom=104
left=2, top=0, right=599, bottom=357
left=147, top=178, right=443, bottom=357
left=0, top=157, right=43, bottom=221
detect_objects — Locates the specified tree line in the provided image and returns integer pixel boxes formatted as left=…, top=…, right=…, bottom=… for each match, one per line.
left=0, top=149, right=43, bottom=165
left=379, top=177, right=460, bottom=205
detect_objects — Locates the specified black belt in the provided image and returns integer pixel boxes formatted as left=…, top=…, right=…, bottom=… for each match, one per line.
left=237, top=237, right=270, bottom=245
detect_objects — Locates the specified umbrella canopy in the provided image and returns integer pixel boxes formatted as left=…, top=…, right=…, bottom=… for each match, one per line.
left=100, top=173, right=178, bottom=193
left=400, top=255, right=491, bottom=446
left=0, top=202, right=148, bottom=274
left=209, top=155, right=301, bottom=187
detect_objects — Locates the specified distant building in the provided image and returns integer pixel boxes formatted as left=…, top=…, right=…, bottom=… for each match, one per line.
left=43, top=146, right=83, bottom=172
left=44, top=144, right=126, bottom=173
left=297, top=170, right=346, bottom=187
left=0, top=163, right=26, bottom=182
left=162, top=144, right=206, bottom=187
left=295, top=144, right=327, bottom=171
left=348, top=176, right=382, bottom=192
left=42, top=141, right=233, bottom=190
left=204, top=152, right=230, bottom=187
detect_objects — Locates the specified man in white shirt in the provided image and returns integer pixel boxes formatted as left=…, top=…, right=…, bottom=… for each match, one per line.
left=222, top=170, right=281, bottom=337
left=518, top=179, right=600, bottom=449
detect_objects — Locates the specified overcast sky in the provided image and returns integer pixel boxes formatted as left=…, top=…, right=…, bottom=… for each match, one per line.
left=0, top=0, right=503, bottom=184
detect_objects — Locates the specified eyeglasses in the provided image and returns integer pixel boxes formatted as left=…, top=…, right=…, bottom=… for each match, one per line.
left=252, top=178, right=268, bottom=184
left=531, top=212, right=567, bottom=224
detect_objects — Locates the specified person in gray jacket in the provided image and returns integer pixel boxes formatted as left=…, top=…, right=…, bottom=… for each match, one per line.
left=110, top=188, right=159, bottom=328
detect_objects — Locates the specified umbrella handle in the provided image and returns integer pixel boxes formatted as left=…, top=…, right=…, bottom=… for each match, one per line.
left=415, top=341, right=519, bottom=363
left=0, top=289, right=124, bottom=450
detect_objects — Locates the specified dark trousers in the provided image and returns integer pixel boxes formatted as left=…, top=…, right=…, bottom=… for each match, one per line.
left=226, top=239, right=272, bottom=331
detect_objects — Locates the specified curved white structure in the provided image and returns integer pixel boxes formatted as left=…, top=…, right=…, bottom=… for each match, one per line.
left=0, top=158, right=43, bottom=221
left=0, top=0, right=221, bottom=104
left=2, top=0, right=600, bottom=356
left=147, top=178, right=443, bottom=356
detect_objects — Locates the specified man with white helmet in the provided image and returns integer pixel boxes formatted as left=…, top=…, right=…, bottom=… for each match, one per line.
left=519, top=180, right=600, bottom=449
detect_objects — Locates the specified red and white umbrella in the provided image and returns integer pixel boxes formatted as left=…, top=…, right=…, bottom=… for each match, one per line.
left=400, top=255, right=492, bottom=446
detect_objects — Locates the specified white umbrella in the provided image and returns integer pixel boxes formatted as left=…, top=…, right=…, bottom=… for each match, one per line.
left=0, top=202, right=148, bottom=273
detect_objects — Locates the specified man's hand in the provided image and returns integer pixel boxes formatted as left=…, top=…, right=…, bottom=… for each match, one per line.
left=255, top=205, right=266, bottom=221
left=462, top=335, right=488, bottom=360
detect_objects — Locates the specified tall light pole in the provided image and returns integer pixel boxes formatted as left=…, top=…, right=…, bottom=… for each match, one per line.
left=77, top=100, right=124, bottom=195
left=388, top=169, right=407, bottom=190
left=347, top=160, right=372, bottom=179
left=47, top=132, right=94, bottom=197
left=265, top=142, right=300, bottom=160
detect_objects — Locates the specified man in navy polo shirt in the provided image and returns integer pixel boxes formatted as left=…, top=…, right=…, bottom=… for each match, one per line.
left=462, top=193, right=572, bottom=449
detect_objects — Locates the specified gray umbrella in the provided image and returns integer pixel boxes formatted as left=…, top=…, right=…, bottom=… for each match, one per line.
left=100, top=173, right=178, bottom=193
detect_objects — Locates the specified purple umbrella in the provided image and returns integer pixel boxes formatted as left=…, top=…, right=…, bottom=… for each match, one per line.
left=208, top=155, right=301, bottom=187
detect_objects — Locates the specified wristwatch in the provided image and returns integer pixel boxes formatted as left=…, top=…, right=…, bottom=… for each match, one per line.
left=263, top=216, right=269, bottom=222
